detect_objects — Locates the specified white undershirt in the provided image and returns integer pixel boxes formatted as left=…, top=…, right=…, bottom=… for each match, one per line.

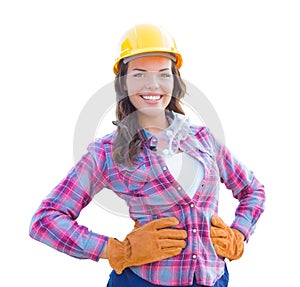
left=162, top=152, right=204, bottom=199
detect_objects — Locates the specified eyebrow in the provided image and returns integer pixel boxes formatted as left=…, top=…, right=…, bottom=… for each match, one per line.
left=131, top=68, right=171, bottom=72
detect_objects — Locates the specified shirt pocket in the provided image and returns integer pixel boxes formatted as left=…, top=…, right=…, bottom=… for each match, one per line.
left=198, top=152, right=220, bottom=202
left=118, top=162, right=150, bottom=195
left=206, top=155, right=220, bottom=180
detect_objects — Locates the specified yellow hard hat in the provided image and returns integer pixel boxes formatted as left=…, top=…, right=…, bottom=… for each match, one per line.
left=113, top=24, right=183, bottom=74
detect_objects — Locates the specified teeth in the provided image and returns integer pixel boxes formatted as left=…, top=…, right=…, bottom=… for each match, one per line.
left=142, top=95, right=161, bottom=101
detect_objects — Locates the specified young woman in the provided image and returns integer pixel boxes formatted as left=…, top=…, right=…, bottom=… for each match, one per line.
left=29, top=24, right=265, bottom=287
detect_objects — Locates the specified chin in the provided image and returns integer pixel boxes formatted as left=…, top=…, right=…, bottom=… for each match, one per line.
left=137, top=107, right=166, bottom=117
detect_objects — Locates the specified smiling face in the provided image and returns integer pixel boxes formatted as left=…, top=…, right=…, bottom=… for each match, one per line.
left=126, top=56, right=174, bottom=123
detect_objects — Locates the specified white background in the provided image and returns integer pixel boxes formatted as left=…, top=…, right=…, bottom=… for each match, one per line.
left=1, top=1, right=299, bottom=286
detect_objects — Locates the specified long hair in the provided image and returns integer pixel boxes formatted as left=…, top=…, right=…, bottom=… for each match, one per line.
left=112, top=60, right=186, bottom=166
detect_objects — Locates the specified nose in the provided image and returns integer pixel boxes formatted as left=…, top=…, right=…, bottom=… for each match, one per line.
left=145, top=73, right=159, bottom=90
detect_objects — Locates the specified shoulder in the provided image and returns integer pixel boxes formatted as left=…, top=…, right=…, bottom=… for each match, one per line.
left=92, top=130, right=116, bottom=145
left=190, top=124, right=213, bottom=141
left=188, top=123, right=221, bottom=156
left=87, top=130, right=116, bottom=156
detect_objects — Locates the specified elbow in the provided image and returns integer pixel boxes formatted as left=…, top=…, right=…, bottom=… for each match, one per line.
left=29, top=201, right=55, bottom=240
left=29, top=207, right=49, bottom=241
left=29, top=213, right=40, bottom=240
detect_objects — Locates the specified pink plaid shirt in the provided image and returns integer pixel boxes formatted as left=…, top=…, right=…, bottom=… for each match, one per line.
left=29, top=113, right=265, bottom=286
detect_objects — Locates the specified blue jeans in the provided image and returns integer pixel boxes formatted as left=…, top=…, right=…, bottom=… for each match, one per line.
left=107, top=265, right=229, bottom=287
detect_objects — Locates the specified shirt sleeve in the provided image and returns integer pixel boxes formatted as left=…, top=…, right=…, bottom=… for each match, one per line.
left=208, top=129, right=266, bottom=241
left=29, top=140, right=109, bottom=261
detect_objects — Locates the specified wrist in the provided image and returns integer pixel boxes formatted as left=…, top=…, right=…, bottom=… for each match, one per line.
left=100, top=242, right=108, bottom=259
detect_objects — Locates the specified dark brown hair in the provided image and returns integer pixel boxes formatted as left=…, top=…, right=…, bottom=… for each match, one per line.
left=112, top=60, right=186, bottom=166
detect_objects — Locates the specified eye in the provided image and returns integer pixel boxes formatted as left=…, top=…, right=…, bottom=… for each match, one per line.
left=160, top=73, right=172, bottom=79
left=132, top=72, right=145, bottom=79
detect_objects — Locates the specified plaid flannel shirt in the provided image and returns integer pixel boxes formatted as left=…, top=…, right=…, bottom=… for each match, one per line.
left=29, top=112, right=265, bottom=286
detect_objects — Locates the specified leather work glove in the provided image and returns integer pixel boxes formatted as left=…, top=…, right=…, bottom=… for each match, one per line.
left=107, top=217, right=187, bottom=274
left=210, top=215, right=245, bottom=261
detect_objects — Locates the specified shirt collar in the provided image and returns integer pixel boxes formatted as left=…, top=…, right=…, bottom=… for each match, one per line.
left=141, top=111, right=191, bottom=152
left=141, top=111, right=214, bottom=157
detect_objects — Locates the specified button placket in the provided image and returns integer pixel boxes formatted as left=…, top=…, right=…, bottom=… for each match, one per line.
left=189, top=202, right=198, bottom=261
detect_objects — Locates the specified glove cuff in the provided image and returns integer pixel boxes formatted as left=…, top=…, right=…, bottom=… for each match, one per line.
left=107, top=237, right=128, bottom=274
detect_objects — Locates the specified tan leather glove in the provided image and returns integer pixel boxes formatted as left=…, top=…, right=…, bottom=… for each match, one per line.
left=210, top=215, right=245, bottom=261
left=107, top=217, right=187, bottom=274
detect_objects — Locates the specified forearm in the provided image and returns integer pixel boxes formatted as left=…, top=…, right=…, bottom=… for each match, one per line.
left=29, top=146, right=111, bottom=260
left=231, top=176, right=265, bottom=241
left=212, top=133, right=265, bottom=240
left=29, top=204, right=109, bottom=261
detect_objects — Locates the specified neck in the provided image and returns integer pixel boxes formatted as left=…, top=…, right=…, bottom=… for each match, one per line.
left=137, top=111, right=169, bottom=135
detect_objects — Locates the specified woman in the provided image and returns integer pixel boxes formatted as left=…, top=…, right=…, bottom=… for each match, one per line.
left=29, top=24, right=265, bottom=287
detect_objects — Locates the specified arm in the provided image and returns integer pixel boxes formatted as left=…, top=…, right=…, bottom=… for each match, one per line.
left=209, top=129, right=266, bottom=241
left=29, top=141, right=109, bottom=261
left=29, top=140, right=187, bottom=270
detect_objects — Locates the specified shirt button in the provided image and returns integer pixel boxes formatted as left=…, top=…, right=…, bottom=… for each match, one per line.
left=192, top=228, right=197, bottom=233
left=162, top=166, right=167, bottom=171
left=190, top=203, right=195, bottom=208
left=177, top=186, right=182, bottom=191
left=192, top=254, right=197, bottom=259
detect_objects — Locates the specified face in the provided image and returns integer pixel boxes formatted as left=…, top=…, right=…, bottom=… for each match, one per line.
left=126, top=56, right=174, bottom=119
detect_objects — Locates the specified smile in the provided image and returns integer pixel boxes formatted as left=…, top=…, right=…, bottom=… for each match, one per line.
left=141, top=95, right=162, bottom=101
